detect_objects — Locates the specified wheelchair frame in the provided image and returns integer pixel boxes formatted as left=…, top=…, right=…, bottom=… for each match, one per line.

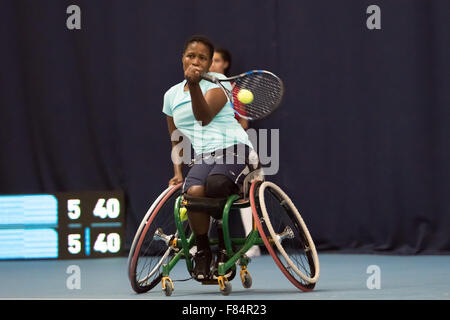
left=160, top=193, right=261, bottom=294
left=129, top=169, right=319, bottom=296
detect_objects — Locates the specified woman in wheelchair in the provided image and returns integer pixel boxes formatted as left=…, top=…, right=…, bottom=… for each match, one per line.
left=163, top=35, right=259, bottom=280
left=129, top=34, right=319, bottom=295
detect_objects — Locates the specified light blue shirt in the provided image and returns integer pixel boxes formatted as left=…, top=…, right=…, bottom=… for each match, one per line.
left=163, top=72, right=253, bottom=155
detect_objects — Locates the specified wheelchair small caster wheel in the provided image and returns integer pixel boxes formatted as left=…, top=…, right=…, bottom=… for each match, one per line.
left=221, top=281, right=232, bottom=296
left=218, top=276, right=232, bottom=296
left=164, top=285, right=173, bottom=296
left=162, top=276, right=174, bottom=296
left=241, top=272, right=252, bottom=289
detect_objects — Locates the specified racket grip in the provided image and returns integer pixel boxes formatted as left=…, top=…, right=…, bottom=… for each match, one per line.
left=200, top=72, right=218, bottom=83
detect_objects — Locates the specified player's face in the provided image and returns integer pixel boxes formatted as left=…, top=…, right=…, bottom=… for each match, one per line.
left=182, top=42, right=212, bottom=74
left=209, top=52, right=228, bottom=75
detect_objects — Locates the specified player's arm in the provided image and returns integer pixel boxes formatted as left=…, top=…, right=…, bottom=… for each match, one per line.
left=185, top=65, right=227, bottom=126
left=238, top=117, right=249, bottom=130
left=166, top=116, right=183, bottom=186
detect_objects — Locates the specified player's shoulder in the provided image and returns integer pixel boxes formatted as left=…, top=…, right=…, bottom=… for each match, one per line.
left=164, top=80, right=185, bottom=98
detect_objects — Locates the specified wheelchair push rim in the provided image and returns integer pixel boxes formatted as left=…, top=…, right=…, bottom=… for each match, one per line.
left=128, top=183, right=183, bottom=294
left=250, top=180, right=320, bottom=291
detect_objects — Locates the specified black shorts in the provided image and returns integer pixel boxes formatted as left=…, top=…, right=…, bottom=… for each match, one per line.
left=182, top=143, right=259, bottom=194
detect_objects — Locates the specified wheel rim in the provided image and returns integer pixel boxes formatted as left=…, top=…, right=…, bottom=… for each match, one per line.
left=128, top=184, right=183, bottom=293
left=250, top=180, right=319, bottom=291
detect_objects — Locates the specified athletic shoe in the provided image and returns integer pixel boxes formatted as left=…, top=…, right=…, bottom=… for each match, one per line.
left=192, top=249, right=212, bottom=280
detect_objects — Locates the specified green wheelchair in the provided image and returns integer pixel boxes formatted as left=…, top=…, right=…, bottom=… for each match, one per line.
left=127, top=171, right=320, bottom=296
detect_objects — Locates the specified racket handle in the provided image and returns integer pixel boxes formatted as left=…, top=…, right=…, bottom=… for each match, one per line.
left=200, top=72, right=218, bottom=83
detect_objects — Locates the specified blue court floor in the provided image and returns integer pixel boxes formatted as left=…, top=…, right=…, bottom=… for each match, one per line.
left=0, top=253, right=449, bottom=300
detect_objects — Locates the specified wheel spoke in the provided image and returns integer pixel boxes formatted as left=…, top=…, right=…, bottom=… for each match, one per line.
left=251, top=181, right=320, bottom=291
left=128, top=184, right=184, bottom=293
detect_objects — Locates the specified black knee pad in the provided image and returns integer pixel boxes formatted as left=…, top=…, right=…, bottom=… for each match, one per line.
left=205, top=174, right=239, bottom=198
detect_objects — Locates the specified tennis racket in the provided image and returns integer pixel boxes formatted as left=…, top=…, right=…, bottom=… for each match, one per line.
left=200, top=70, right=284, bottom=120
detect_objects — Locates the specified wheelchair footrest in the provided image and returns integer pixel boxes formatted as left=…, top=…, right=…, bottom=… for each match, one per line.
left=200, top=279, right=222, bottom=285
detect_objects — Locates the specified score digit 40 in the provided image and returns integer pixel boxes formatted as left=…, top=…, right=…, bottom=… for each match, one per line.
left=58, top=191, right=125, bottom=259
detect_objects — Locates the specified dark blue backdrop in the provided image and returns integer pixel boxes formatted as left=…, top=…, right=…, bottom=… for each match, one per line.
left=1, top=0, right=449, bottom=254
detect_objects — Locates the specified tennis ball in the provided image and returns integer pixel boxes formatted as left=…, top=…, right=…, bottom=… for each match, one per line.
left=179, top=207, right=188, bottom=221
left=237, top=89, right=254, bottom=104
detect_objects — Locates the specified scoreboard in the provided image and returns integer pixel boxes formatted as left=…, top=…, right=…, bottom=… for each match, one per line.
left=0, top=191, right=125, bottom=260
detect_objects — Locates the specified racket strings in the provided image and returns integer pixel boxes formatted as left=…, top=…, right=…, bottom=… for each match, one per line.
left=232, top=72, right=283, bottom=120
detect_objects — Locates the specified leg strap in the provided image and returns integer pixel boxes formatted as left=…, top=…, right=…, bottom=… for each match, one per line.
left=182, top=194, right=228, bottom=220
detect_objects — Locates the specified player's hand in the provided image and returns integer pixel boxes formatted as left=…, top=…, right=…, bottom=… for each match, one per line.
left=184, top=65, right=203, bottom=85
left=168, top=173, right=183, bottom=186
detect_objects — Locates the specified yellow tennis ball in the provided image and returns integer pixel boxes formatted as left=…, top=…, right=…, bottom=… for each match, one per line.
left=179, top=207, right=188, bottom=221
left=237, top=89, right=254, bottom=104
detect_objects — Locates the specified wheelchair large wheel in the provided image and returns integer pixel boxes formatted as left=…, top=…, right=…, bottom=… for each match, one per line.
left=128, top=183, right=185, bottom=294
left=250, top=180, right=320, bottom=291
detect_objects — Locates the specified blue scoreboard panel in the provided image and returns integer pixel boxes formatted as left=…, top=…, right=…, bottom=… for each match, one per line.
left=0, top=191, right=125, bottom=260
